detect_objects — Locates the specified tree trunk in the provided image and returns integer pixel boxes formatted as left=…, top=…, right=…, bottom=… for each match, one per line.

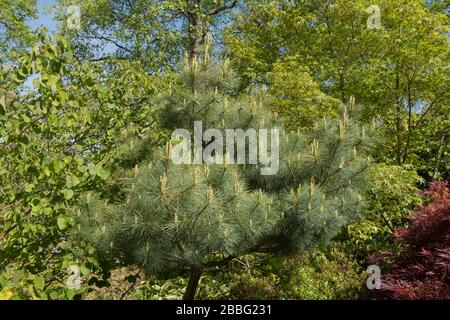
left=394, top=71, right=403, bottom=165
left=187, top=14, right=209, bottom=62
left=433, top=129, right=449, bottom=180
left=185, top=1, right=238, bottom=61
left=183, top=267, right=202, bottom=300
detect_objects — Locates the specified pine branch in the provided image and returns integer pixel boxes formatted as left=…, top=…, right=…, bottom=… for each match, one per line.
left=205, top=255, right=236, bottom=268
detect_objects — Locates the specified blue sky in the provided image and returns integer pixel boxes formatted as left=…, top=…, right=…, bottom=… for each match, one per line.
left=27, top=0, right=117, bottom=54
left=23, top=1, right=57, bottom=90
left=28, top=0, right=58, bottom=32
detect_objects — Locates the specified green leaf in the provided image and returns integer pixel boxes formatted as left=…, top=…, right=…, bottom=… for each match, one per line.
left=32, top=78, right=41, bottom=89
left=80, top=265, right=90, bottom=276
left=57, top=216, right=68, bottom=230
left=24, top=183, right=34, bottom=192
left=17, top=135, right=29, bottom=145
left=34, top=276, right=45, bottom=291
left=66, top=175, right=81, bottom=188
left=65, top=289, right=75, bottom=300
left=62, top=189, right=74, bottom=200
left=96, top=167, right=110, bottom=180
left=87, top=163, right=97, bottom=176
left=21, top=113, right=31, bottom=123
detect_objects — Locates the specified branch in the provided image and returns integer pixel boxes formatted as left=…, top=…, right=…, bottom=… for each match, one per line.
left=0, top=223, right=17, bottom=246
left=413, top=92, right=448, bottom=129
left=120, top=269, right=141, bottom=300
left=86, top=55, right=130, bottom=62
left=205, top=255, right=236, bottom=268
left=91, top=31, right=134, bottom=55
left=209, top=1, right=238, bottom=15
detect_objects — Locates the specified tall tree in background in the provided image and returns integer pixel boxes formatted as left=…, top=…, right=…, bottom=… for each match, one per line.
left=54, top=0, right=239, bottom=70
left=225, top=0, right=450, bottom=179
left=0, top=0, right=37, bottom=60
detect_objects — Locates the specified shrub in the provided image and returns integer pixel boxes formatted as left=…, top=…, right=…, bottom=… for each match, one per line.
left=277, top=249, right=363, bottom=300
left=338, top=164, right=423, bottom=260
left=227, top=250, right=363, bottom=300
left=229, top=273, right=277, bottom=300
left=367, top=181, right=450, bottom=300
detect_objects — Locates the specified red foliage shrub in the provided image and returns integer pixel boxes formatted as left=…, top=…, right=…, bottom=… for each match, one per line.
left=368, top=181, right=450, bottom=300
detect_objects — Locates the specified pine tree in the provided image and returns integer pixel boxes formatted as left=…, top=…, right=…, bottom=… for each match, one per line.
left=80, top=43, right=377, bottom=300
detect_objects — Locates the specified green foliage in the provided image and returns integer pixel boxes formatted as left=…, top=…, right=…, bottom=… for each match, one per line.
left=0, top=0, right=37, bottom=60
left=229, top=272, right=277, bottom=300
left=225, top=0, right=450, bottom=178
left=0, top=34, right=100, bottom=299
left=267, top=57, right=341, bottom=130
left=131, top=275, right=232, bottom=300
left=223, top=1, right=282, bottom=87
left=2, top=0, right=445, bottom=301
left=87, top=250, right=363, bottom=300
left=201, top=250, right=363, bottom=300
left=54, top=0, right=239, bottom=70
left=338, top=164, right=423, bottom=258
left=225, top=251, right=363, bottom=300
left=365, top=164, right=424, bottom=227
left=404, top=114, right=450, bottom=180
left=134, top=277, right=188, bottom=300
left=0, top=30, right=163, bottom=299
left=277, top=249, right=363, bottom=300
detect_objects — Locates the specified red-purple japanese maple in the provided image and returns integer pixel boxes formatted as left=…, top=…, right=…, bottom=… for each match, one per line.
left=369, top=181, right=450, bottom=299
